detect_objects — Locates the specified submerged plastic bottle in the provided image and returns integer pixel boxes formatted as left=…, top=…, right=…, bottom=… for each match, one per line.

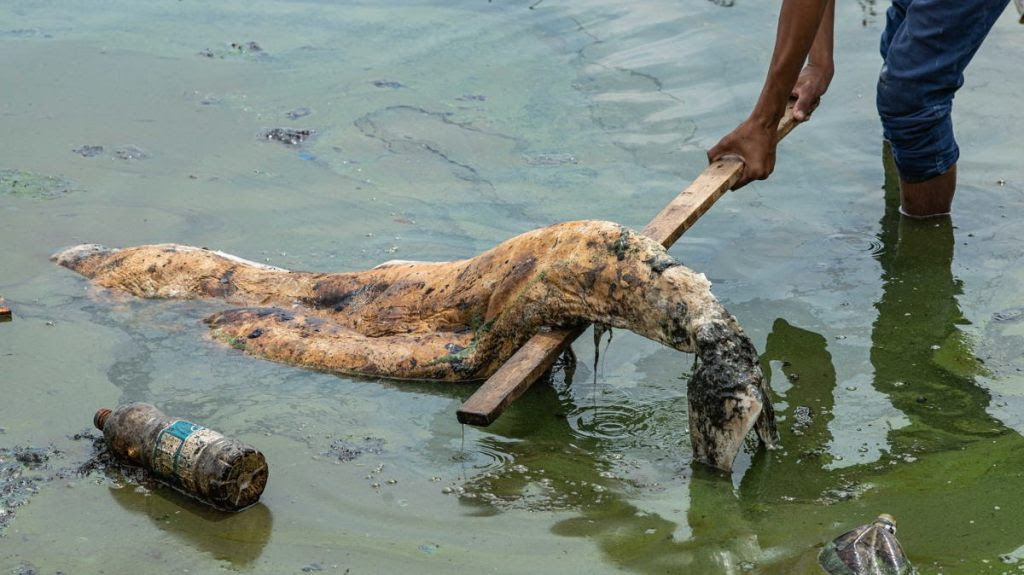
left=94, top=402, right=268, bottom=511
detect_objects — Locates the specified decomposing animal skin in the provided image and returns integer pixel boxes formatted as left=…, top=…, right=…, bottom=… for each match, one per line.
left=53, top=220, right=778, bottom=470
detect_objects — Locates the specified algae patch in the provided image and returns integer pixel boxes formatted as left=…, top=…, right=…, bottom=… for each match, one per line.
left=0, top=169, right=81, bottom=200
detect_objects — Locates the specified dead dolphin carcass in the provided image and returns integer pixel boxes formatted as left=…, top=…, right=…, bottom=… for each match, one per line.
left=53, top=220, right=778, bottom=470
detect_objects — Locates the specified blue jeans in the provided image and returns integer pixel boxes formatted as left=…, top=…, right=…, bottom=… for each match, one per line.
left=876, top=0, right=1010, bottom=182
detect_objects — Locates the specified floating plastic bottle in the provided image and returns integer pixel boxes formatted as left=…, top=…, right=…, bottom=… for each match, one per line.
left=818, top=513, right=914, bottom=575
left=94, top=403, right=268, bottom=511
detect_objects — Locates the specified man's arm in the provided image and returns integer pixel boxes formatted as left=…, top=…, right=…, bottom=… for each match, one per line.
left=708, top=0, right=834, bottom=189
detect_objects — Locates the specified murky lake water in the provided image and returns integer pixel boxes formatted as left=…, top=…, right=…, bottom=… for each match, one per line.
left=2, top=1, right=1023, bottom=573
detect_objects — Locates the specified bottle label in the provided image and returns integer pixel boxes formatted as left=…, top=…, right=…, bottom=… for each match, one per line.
left=151, top=420, right=223, bottom=489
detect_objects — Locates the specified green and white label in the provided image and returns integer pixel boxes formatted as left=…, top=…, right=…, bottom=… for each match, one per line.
left=151, top=420, right=222, bottom=489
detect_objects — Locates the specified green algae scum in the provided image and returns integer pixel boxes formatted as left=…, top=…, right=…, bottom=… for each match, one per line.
left=1, top=1, right=1024, bottom=574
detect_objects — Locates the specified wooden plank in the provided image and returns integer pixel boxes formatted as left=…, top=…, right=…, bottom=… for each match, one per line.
left=641, top=159, right=743, bottom=248
left=457, top=102, right=800, bottom=426
left=456, top=326, right=586, bottom=426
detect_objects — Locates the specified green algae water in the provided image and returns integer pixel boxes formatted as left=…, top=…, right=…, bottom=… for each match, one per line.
left=2, top=1, right=1023, bottom=573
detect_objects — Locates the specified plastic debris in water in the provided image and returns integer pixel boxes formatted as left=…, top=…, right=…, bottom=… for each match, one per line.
left=819, top=513, right=914, bottom=575
left=94, top=403, right=268, bottom=511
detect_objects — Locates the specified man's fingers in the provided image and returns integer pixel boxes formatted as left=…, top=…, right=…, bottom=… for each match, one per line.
left=707, top=142, right=727, bottom=163
left=792, top=95, right=814, bottom=121
left=712, top=152, right=745, bottom=165
left=791, top=87, right=822, bottom=122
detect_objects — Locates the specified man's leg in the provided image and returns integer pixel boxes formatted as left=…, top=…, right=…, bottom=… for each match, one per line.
left=899, top=164, right=956, bottom=218
left=876, top=0, right=1010, bottom=218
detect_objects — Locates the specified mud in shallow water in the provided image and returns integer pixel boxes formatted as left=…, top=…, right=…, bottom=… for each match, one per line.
left=0, top=434, right=120, bottom=534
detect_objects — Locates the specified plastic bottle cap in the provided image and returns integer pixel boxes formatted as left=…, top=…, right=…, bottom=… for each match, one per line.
left=94, top=408, right=112, bottom=430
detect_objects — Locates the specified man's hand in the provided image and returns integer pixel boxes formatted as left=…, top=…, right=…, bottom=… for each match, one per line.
left=711, top=62, right=831, bottom=190
left=791, top=63, right=832, bottom=121
left=707, top=118, right=778, bottom=190
left=706, top=0, right=834, bottom=190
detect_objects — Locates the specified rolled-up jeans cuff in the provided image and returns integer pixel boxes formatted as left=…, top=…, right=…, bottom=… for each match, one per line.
left=879, top=103, right=958, bottom=183
left=889, top=137, right=959, bottom=183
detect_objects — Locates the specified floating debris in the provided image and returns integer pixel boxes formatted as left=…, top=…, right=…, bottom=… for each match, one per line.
left=73, top=144, right=105, bottom=158
left=324, top=437, right=386, bottom=462
left=0, top=297, right=10, bottom=321
left=231, top=41, right=262, bottom=53
left=819, top=481, right=873, bottom=505
left=418, top=543, right=440, bottom=555
left=198, top=41, right=267, bottom=60
left=993, top=307, right=1024, bottom=323
left=261, top=128, right=315, bottom=146
left=790, top=405, right=813, bottom=434
left=286, top=107, right=312, bottom=119
left=1, top=28, right=45, bottom=38
left=524, top=153, right=578, bottom=166
left=372, top=80, right=404, bottom=89
left=113, top=145, right=149, bottom=160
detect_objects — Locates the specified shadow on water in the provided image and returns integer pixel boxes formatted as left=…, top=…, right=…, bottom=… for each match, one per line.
left=108, top=485, right=273, bottom=567
left=454, top=144, right=1024, bottom=573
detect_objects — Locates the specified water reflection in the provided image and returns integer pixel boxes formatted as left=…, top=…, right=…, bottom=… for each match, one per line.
left=108, top=484, right=273, bottom=567
left=731, top=146, right=1024, bottom=571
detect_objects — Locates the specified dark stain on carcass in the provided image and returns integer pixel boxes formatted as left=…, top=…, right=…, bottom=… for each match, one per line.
left=645, top=253, right=680, bottom=274
left=582, top=263, right=606, bottom=292
left=313, top=282, right=391, bottom=312
left=611, top=227, right=630, bottom=261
